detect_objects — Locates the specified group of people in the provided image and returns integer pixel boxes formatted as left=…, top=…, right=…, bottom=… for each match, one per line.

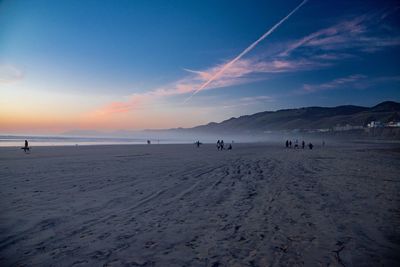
left=21, top=138, right=320, bottom=152
left=285, top=139, right=313, bottom=150
left=216, top=140, right=232, bottom=150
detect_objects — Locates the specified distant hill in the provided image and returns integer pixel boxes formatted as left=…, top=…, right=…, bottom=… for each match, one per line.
left=174, top=101, right=400, bottom=134
left=62, top=101, right=400, bottom=140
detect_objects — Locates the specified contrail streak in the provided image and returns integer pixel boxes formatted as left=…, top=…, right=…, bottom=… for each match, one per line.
left=184, top=0, right=308, bottom=103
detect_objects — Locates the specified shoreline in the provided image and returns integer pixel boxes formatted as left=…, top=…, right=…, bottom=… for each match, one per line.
left=1, top=138, right=400, bottom=149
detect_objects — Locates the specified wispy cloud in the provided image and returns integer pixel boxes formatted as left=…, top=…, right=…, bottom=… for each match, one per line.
left=281, top=12, right=400, bottom=57
left=184, top=0, right=308, bottom=102
left=93, top=57, right=323, bottom=115
left=91, top=6, right=400, bottom=116
left=298, top=74, right=400, bottom=94
left=300, top=74, right=367, bottom=94
left=0, top=65, right=24, bottom=85
left=239, top=95, right=274, bottom=102
left=176, top=57, right=326, bottom=92
left=313, top=53, right=354, bottom=60
left=224, top=95, right=275, bottom=108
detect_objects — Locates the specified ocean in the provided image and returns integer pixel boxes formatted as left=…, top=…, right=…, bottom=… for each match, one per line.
left=0, top=135, right=194, bottom=147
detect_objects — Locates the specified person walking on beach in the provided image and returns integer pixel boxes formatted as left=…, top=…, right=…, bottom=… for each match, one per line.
left=220, top=140, right=224, bottom=150
left=302, top=140, right=305, bottom=149
left=289, top=140, right=292, bottom=148
left=285, top=140, right=289, bottom=148
left=308, top=143, right=313, bottom=150
left=217, top=140, right=221, bottom=150
left=22, top=140, right=29, bottom=153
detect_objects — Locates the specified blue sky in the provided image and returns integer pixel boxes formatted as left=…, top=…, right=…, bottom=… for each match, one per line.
left=0, top=0, right=399, bottom=133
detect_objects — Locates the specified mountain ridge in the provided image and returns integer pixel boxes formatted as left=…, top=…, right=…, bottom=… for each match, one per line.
left=171, top=101, right=400, bottom=134
left=61, top=101, right=400, bottom=137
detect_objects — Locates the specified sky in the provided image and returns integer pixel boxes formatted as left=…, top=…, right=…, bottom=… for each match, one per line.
left=1, top=0, right=400, bottom=134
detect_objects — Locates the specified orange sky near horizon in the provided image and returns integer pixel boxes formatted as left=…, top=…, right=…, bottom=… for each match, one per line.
left=0, top=91, right=216, bottom=134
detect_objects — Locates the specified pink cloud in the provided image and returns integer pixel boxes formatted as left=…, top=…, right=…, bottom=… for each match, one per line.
left=92, top=56, right=326, bottom=115
left=159, top=58, right=325, bottom=96
left=92, top=94, right=150, bottom=115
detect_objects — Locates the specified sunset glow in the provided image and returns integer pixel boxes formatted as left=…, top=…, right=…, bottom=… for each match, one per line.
left=1, top=0, right=399, bottom=134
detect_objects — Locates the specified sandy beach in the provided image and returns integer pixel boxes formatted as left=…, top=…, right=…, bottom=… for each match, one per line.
left=0, top=142, right=399, bottom=266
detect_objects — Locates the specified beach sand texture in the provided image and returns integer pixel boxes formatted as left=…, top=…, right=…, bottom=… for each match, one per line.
left=0, top=143, right=399, bottom=266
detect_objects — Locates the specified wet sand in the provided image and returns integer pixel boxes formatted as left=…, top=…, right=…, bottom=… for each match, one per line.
left=0, top=142, right=399, bottom=266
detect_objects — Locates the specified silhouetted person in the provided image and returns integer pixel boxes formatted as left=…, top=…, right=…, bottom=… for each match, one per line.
left=285, top=140, right=289, bottom=148
left=308, top=143, right=313, bottom=150
left=147, top=140, right=151, bottom=145
left=227, top=144, right=232, bottom=150
left=217, top=140, right=221, bottom=150
left=220, top=140, right=224, bottom=150
left=289, top=140, right=292, bottom=148
left=302, top=140, right=305, bottom=149
left=196, top=141, right=201, bottom=148
left=22, top=140, right=29, bottom=152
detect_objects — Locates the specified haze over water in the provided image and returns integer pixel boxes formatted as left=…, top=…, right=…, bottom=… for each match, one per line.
left=0, top=135, right=196, bottom=147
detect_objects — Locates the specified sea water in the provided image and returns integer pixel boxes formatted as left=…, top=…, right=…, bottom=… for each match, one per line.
left=0, top=135, right=194, bottom=147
